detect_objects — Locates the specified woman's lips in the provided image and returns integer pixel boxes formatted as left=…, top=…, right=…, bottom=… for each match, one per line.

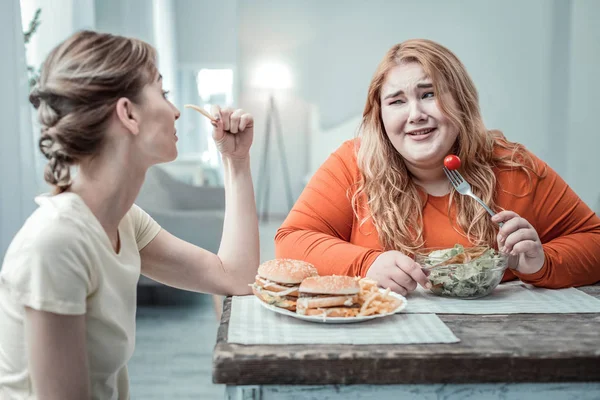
left=406, top=127, right=436, bottom=141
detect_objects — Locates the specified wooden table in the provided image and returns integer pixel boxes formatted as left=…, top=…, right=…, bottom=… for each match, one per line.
left=213, top=286, right=600, bottom=400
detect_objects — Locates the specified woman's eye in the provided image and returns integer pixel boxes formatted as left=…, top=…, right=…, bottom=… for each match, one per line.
left=162, top=90, right=170, bottom=99
left=422, top=92, right=435, bottom=99
left=390, top=99, right=405, bottom=105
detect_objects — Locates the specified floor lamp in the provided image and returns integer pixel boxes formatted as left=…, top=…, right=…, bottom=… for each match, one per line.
left=255, top=94, right=294, bottom=222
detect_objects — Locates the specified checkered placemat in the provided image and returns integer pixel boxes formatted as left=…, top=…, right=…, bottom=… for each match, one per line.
left=404, top=282, right=600, bottom=314
left=227, top=296, right=459, bottom=345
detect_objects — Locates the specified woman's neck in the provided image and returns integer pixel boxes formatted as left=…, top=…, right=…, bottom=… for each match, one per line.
left=68, top=150, right=147, bottom=242
left=406, top=163, right=451, bottom=196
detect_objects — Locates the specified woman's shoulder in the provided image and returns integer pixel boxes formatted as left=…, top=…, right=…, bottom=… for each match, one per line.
left=0, top=198, right=95, bottom=288
left=329, top=138, right=360, bottom=166
left=490, top=131, right=547, bottom=174
left=489, top=131, right=551, bottom=198
left=336, top=138, right=360, bottom=155
left=321, top=138, right=361, bottom=177
left=11, top=193, right=93, bottom=253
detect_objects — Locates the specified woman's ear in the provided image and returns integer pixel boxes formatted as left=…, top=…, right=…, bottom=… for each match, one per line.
left=115, top=97, right=140, bottom=135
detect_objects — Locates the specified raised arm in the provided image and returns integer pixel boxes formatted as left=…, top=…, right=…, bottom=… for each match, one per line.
left=140, top=107, right=259, bottom=295
left=275, top=140, right=382, bottom=276
left=25, top=309, right=89, bottom=400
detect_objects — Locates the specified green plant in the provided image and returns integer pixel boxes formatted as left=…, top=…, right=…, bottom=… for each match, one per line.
left=23, top=8, right=42, bottom=88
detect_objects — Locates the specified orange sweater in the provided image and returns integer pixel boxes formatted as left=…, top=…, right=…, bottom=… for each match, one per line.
left=275, top=139, right=600, bottom=288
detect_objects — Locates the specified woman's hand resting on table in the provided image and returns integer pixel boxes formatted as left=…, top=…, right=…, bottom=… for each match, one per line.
left=493, top=211, right=545, bottom=275
left=366, top=250, right=431, bottom=296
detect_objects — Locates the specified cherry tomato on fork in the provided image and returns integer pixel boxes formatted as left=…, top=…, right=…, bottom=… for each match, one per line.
left=443, top=155, right=461, bottom=170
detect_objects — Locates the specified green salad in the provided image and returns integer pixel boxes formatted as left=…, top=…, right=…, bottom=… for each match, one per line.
left=420, top=244, right=507, bottom=298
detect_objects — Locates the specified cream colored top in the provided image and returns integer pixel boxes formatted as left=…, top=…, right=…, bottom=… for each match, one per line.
left=0, top=192, right=161, bottom=400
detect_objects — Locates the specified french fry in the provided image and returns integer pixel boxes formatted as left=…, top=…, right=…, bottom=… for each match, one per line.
left=355, top=277, right=403, bottom=317
left=359, top=306, right=379, bottom=316
left=184, top=104, right=218, bottom=123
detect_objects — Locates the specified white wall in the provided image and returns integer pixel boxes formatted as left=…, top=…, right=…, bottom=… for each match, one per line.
left=94, top=0, right=155, bottom=46
left=174, top=0, right=238, bottom=67
left=567, top=0, right=600, bottom=208
left=238, top=0, right=598, bottom=213
left=153, top=0, right=178, bottom=103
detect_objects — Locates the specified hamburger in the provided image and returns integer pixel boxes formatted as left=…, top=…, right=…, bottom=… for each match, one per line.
left=296, top=275, right=361, bottom=317
left=251, top=259, right=318, bottom=311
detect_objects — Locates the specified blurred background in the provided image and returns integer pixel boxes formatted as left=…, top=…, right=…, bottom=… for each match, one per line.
left=1, top=0, right=599, bottom=398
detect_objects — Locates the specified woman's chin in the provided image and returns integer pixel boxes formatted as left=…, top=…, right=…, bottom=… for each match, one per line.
left=403, top=150, right=441, bottom=164
left=166, top=145, right=178, bottom=161
left=403, top=153, right=449, bottom=171
left=152, top=150, right=178, bottom=166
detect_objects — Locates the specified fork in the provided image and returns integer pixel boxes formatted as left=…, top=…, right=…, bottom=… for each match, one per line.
left=443, top=167, right=503, bottom=227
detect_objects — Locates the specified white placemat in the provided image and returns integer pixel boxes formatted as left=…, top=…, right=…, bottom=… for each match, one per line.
left=228, top=296, right=459, bottom=345
left=404, top=282, right=600, bottom=314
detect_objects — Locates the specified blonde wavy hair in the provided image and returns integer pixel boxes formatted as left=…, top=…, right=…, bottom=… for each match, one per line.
left=29, top=30, right=158, bottom=193
left=352, top=39, right=542, bottom=256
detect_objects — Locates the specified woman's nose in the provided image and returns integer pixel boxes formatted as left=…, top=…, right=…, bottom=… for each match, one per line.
left=408, top=101, right=427, bottom=124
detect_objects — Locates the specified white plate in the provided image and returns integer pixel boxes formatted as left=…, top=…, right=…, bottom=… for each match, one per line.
left=255, top=289, right=407, bottom=324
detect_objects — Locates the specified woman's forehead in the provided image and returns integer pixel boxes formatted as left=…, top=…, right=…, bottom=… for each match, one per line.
left=381, top=63, right=432, bottom=96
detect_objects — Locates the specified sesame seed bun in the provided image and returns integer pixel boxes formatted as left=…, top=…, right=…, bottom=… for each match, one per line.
left=257, top=259, right=318, bottom=284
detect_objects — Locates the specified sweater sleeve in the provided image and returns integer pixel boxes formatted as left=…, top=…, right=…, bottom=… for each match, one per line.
left=511, top=155, right=600, bottom=288
left=275, top=140, right=382, bottom=277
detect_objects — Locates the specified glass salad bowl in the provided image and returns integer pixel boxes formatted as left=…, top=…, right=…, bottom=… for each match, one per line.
left=415, top=245, right=510, bottom=299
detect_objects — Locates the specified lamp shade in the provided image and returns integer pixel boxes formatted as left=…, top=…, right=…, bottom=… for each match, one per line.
left=251, top=61, right=293, bottom=90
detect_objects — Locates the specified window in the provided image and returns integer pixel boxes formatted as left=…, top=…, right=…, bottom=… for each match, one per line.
left=163, top=66, right=236, bottom=186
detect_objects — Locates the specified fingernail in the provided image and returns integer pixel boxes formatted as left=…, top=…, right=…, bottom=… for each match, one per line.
left=510, top=250, right=517, bottom=256
left=501, top=246, right=508, bottom=253
left=426, top=282, right=432, bottom=289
